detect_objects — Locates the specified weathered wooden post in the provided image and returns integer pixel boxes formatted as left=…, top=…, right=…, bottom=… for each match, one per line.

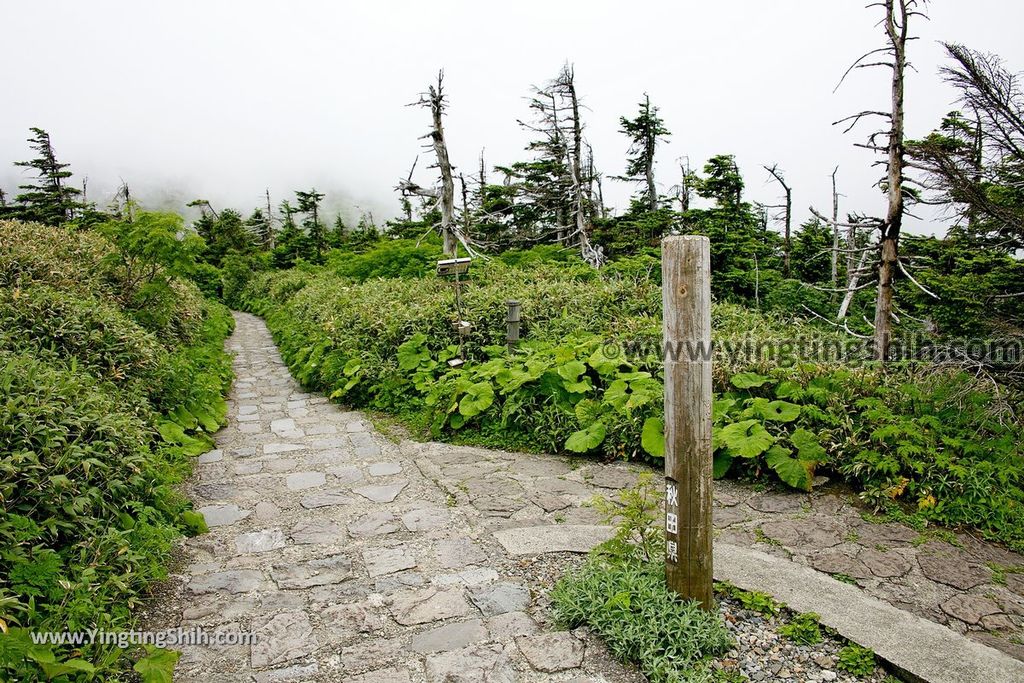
left=662, top=235, right=714, bottom=610
left=506, top=300, right=521, bottom=352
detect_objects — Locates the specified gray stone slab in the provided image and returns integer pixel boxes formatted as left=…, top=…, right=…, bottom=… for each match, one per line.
left=252, top=662, right=319, bottom=683
left=435, top=539, right=488, bottom=568
left=348, top=511, right=400, bottom=537
left=363, top=546, right=417, bottom=577
left=389, top=587, right=476, bottom=626
left=492, top=525, right=614, bottom=555
left=290, top=519, right=344, bottom=545
left=401, top=507, right=450, bottom=531
left=432, top=568, right=499, bottom=587
left=250, top=611, right=317, bottom=668
left=468, top=582, right=531, bottom=616
left=487, top=612, right=540, bottom=640
left=264, top=442, right=305, bottom=454
left=353, top=480, right=409, bottom=503
left=424, top=643, right=516, bottom=683
left=322, top=600, right=384, bottom=635
left=368, top=461, right=403, bottom=477
left=254, top=501, right=279, bottom=520
left=271, top=554, right=352, bottom=589
left=198, top=449, right=223, bottom=464
left=516, top=632, right=585, bottom=673
left=410, top=619, right=487, bottom=654
left=300, top=490, right=354, bottom=509
left=345, top=667, right=410, bottom=683
left=197, top=504, right=251, bottom=527
left=328, top=464, right=364, bottom=485
left=285, top=471, right=326, bottom=491
left=234, top=529, right=286, bottom=554
left=188, top=570, right=263, bottom=595
left=715, top=542, right=1024, bottom=683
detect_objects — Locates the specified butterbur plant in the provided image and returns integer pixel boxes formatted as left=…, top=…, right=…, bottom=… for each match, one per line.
left=711, top=370, right=830, bottom=491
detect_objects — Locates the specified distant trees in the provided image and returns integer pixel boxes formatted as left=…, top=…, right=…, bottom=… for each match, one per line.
left=194, top=208, right=255, bottom=266
left=295, top=188, right=326, bottom=258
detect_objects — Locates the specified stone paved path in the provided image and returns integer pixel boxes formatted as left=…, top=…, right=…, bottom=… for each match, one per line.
left=153, top=312, right=1024, bottom=681
left=154, top=313, right=638, bottom=682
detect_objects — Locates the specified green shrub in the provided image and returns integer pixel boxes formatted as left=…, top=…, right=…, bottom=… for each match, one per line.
left=0, top=219, right=234, bottom=680
left=778, top=612, right=823, bottom=645
left=553, top=477, right=732, bottom=683
left=0, top=285, right=163, bottom=388
left=221, top=251, right=269, bottom=308
left=552, top=557, right=733, bottom=683
left=326, top=239, right=443, bottom=281
left=837, top=643, right=877, bottom=676
left=190, top=261, right=223, bottom=299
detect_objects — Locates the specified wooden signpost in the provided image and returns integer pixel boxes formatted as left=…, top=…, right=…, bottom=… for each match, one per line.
left=662, top=235, right=714, bottom=610
left=506, top=300, right=521, bottom=352
left=437, top=257, right=473, bottom=367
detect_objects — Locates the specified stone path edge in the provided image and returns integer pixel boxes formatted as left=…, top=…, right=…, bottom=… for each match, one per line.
left=715, top=543, right=1024, bottom=683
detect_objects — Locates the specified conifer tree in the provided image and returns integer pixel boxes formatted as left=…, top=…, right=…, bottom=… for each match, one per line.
left=295, top=188, right=326, bottom=259
left=12, top=127, right=81, bottom=225
left=618, top=95, right=670, bottom=211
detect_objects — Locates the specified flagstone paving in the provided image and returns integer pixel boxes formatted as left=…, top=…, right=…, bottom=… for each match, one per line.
left=149, top=312, right=1024, bottom=682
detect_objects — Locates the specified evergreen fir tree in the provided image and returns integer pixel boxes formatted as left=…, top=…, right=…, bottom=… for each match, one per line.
left=295, top=189, right=326, bottom=259
left=618, top=95, right=671, bottom=211
left=12, top=127, right=81, bottom=225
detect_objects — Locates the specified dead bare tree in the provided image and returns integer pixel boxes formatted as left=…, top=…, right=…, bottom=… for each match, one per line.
left=398, top=71, right=461, bottom=256
left=763, top=165, right=793, bottom=277
left=672, top=158, right=694, bottom=212
left=551, top=64, right=603, bottom=266
left=830, top=167, right=841, bottom=287
left=834, top=0, right=931, bottom=360
left=262, top=188, right=277, bottom=249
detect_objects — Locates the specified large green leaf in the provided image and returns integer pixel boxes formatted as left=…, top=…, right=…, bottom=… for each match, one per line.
left=557, top=360, right=586, bottom=382
left=731, top=372, right=771, bottom=389
left=756, top=400, right=802, bottom=423
left=27, top=646, right=96, bottom=679
left=790, top=428, right=827, bottom=462
left=719, top=419, right=775, bottom=458
left=565, top=421, right=607, bottom=453
left=134, top=646, right=181, bottom=683
left=397, top=333, right=430, bottom=370
left=765, top=445, right=813, bottom=491
left=712, top=397, right=738, bottom=422
left=713, top=451, right=734, bottom=478
left=641, top=417, right=665, bottom=458
left=458, top=381, right=494, bottom=418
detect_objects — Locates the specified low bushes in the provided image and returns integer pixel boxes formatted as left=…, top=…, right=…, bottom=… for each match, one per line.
left=0, top=220, right=234, bottom=680
left=551, top=475, right=733, bottom=682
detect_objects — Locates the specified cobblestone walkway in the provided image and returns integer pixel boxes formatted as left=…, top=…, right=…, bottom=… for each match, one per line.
left=153, top=312, right=1024, bottom=681
left=154, top=313, right=638, bottom=682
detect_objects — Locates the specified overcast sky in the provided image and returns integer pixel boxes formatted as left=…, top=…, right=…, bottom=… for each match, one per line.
left=3, top=1, right=1022, bottom=234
